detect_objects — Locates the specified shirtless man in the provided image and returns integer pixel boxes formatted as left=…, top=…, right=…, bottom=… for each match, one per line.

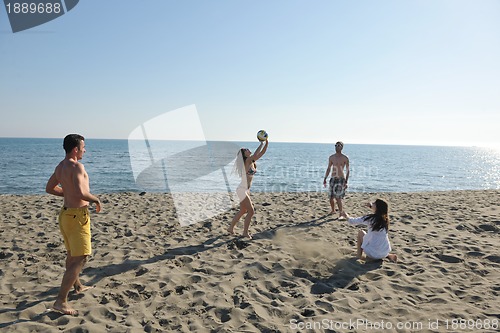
left=323, top=141, right=350, bottom=218
left=46, top=134, right=101, bottom=315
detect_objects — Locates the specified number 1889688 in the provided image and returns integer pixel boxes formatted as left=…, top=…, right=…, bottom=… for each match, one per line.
left=6, top=2, right=62, bottom=14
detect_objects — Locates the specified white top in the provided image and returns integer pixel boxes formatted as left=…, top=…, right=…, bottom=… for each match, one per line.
left=348, top=216, right=392, bottom=259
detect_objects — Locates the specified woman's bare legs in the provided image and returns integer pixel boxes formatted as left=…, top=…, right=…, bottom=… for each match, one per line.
left=228, top=207, right=246, bottom=235
left=228, top=195, right=254, bottom=238
left=241, top=196, right=255, bottom=238
left=357, top=229, right=366, bottom=259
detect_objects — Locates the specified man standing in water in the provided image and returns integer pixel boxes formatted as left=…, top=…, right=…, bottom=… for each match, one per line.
left=46, top=134, right=102, bottom=315
left=323, top=141, right=350, bottom=219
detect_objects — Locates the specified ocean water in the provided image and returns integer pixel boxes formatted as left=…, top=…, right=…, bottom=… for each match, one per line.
left=0, top=138, right=499, bottom=195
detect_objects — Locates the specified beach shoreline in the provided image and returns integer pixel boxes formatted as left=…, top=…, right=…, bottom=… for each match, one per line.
left=1, top=190, right=499, bottom=332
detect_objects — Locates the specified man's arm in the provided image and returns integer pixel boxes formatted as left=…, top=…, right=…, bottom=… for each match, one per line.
left=46, top=172, right=63, bottom=197
left=73, top=164, right=101, bottom=212
left=345, top=156, right=350, bottom=184
left=323, top=157, right=332, bottom=187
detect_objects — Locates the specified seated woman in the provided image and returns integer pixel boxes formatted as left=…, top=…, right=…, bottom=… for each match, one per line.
left=342, top=199, right=397, bottom=262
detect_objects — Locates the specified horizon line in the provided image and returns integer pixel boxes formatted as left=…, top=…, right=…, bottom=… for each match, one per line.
left=0, top=136, right=497, bottom=149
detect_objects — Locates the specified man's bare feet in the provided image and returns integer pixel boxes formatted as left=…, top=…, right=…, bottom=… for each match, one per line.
left=52, top=301, right=78, bottom=316
left=387, top=254, right=398, bottom=263
left=227, top=228, right=235, bottom=235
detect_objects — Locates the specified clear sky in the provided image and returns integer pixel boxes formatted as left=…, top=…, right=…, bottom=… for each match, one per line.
left=1, top=0, right=499, bottom=147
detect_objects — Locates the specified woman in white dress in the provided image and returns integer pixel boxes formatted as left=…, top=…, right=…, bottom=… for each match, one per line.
left=342, top=199, right=397, bottom=262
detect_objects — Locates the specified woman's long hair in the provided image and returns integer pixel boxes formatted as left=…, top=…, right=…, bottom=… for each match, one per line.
left=363, top=199, right=390, bottom=231
left=233, top=148, right=248, bottom=178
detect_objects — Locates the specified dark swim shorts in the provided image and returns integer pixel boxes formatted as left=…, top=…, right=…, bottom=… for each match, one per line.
left=329, top=177, right=346, bottom=199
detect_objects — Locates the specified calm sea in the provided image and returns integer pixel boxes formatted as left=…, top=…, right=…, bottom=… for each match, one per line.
left=0, top=138, right=499, bottom=195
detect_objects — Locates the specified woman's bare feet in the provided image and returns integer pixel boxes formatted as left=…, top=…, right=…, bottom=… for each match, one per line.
left=52, top=301, right=78, bottom=316
left=387, top=254, right=398, bottom=263
left=74, top=285, right=94, bottom=294
left=242, top=232, right=253, bottom=239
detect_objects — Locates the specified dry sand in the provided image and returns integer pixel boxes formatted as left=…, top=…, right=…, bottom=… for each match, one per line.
left=0, top=190, right=499, bottom=332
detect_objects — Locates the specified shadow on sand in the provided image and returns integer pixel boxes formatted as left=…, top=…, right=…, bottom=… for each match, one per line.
left=0, top=212, right=377, bottom=329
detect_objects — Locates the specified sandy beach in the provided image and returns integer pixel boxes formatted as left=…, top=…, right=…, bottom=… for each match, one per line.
left=0, top=190, right=499, bottom=332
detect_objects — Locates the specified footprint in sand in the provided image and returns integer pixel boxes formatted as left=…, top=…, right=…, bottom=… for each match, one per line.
left=437, top=254, right=462, bottom=264
left=485, top=255, right=500, bottom=263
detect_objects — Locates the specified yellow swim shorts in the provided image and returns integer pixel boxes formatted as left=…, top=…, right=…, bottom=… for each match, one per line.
left=58, top=206, right=91, bottom=256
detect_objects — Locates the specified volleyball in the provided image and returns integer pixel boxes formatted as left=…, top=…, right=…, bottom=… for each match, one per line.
left=257, top=130, right=268, bottom=142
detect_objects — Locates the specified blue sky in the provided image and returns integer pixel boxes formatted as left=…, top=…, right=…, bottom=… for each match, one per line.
left=1, top=0, right=499, bottom=147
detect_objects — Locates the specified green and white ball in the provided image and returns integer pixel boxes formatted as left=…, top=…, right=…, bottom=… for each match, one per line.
left=257, top=130, right=268, bottom=142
